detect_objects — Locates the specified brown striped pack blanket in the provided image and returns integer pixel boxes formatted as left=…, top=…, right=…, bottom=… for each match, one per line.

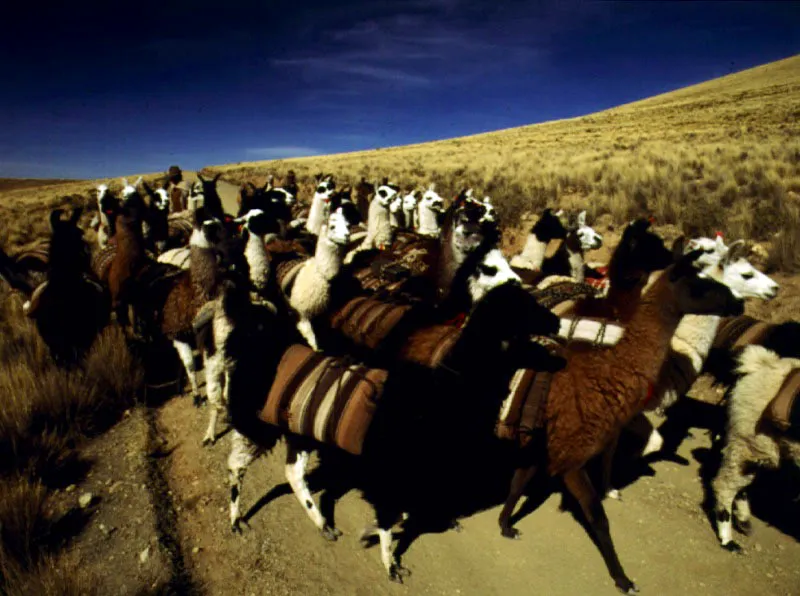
left=766, top=368, right=800, bottom=434
left=13, top=241, right=50, bottom=270
left=92, top=245, right=117, bottom=282
left=397, top=324, right=461, bottom=369
left=329, top=296, right=414, bottom=350
left=258, top=344, right=388, bottom=455
left=713, top=315, right=773, bottom=352
left=495, top=342, right=564, bottom=446
left=529, top=280, right=600, bottom=314
left=167, top=212, right=194, bottom=242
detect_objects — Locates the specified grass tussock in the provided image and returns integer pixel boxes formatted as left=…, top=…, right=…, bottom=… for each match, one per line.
left=0, top=285, right=143, bottom=592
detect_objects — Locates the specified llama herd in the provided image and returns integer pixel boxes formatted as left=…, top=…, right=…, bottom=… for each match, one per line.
left=0, top=170, right=798, bottom=594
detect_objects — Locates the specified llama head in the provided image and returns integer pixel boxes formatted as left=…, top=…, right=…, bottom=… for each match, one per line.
left=96, top=184, right=120, bottom=217
left=531, top=208, right=568, bottom=243
left=668, top=249, right=744, bottom=317
left=234, top=208, right=276, bottom=238
left=607, top=218, right=672, bottom=289
left=48, top=208, right=89, bottom=275
left=696, top=239, right=779, bottom=301
left=313, top=175, right=336, bottom=203
left=325, top=207, right=351, bottom=246
left=375, top=184, right=399, bottom=207
left=120, top=178, right=140, bottom=201
left=191, top=207, right=226, bottom=248
left=403, top=190, right=419, bottom=212
left=329, top=188, right=361, bottom=226
left=480, top=196, right=496, bottom=224
left=573, top=210, right=603, bottom=250
left=153, top=188, right=170, bottom=211
left=465, top=247, right=521, bottom=305
left=389, top=193, right=403, bottom=213
left=685, top=235, right=726, bottom=269
left=420, top=185, right=445, bottom=212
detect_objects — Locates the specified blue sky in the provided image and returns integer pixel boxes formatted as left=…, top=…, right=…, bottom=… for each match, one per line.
left=0, top=1, right=797, bottom=179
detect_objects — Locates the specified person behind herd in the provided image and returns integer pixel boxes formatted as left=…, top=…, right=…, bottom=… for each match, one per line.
left=165, top=165, right=192, bottom=213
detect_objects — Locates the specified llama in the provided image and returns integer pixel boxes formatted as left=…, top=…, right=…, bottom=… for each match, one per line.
left=233, top=208, right=275, bottom=298
left=416, top=185, right=445, bottom=238
left=402, top=190, right=419, bottom=231
left=306, top=174, right=336, bottom=236
left=388, top=193, right=405, bottom=230
left=539, top=210, right=603, bottom=283
left=23, top=208, right=110, bottom=364
left=282, top=207, right=353, bottom=350
left=360, top=184, right=399, bottom=251
left=509, top=208, right=568, bottom=271
left=238, top=181, right=295, bottom=234
left=212, top=264, right=562, bottom=581
left=90, top=184, right=121, bottom=249
left=497, top=231, right=744, bottom=593
left=601, top=237, right=779, bottom=499
left=123, top=208, right=226, bottom=404
left=140, top=180, right=172, bottom=253
left=711, top=345, right=800, bottom=551
left=193, top=173, right=227, bottom=220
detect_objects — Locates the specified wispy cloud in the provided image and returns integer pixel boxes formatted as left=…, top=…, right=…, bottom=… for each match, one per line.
left=244, top=146, right=322, bottom=159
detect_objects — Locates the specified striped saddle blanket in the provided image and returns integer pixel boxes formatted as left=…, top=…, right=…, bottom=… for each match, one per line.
left=397, top=324, right=461, bottom=369
left=767, top=368, right=800, bottom=435
left=329, top=296, right=414, bottom=350
left=92, top=245, right=117, bottom=282
left=713, top=315, right=773, bottom=352
left=495, top=341, right=565, bottom=446
left=275, top=258, right=309, bottom=296
left=259, top=345, right=389, bottom=455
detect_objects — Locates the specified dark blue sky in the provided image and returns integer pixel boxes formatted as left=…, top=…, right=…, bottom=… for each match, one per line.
left=1, top=1, right=797, bottom=179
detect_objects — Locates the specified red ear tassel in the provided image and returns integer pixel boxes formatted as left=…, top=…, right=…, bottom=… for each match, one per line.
left=715, top=230, right=724, bottom=238
left=647, top=215, right=656, bottom=224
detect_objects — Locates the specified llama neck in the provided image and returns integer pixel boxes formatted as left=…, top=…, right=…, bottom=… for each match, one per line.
left=368, top=201, right=392, bottom=246
left=189, top=235, right=219, bottom=299
left=306, top=196, right=327, bottom=235
left=567, top=246, right=585, bottom=282
left=244, top=232, right=270, bottom=291
left=417, top=205, right=440, bottom=236
left=403, top=206, right=416, bottom=230
left=314, top=235, right=345, bottom=281
left=115, top=218, right=146, bottom=267
left=516, top=233, right=547, bottom=269
left=608, top=272, right=684, bottom=409
left=672, top=314, right=723, bottom=364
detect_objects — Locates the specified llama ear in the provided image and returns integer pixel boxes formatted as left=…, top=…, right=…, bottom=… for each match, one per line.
left=428, top=183, right=435, bottom=192
left=715, top=234, right=727, bottom=251
left=70, top=207, right=83, bottom=224
left=197, top=173, right=206, bottom=183
left=577, top=210, right=586, bottom=227
left=553, top=209, right=564, bottom=217
left=134, top=176, right=143, bottom=187
left=725, top=240, right=747, bottom=263
left=121, top=178, right=128, bottom=188
left=212, top=173, right=222, bottom=183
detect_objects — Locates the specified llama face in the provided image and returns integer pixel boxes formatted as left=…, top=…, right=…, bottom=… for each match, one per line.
left=575, top=212, right=603, bottom=250
left=235, top=209, right=275, bottom=237
left=467, top=248, right=521, bottom=305
left=402, top=191, right=418, bottom=212
left=313, top=177, right=336, bottom=203
left=716, top=258, right=779, bottom=300
left=389, top=194, right=403, bottom=213
left=326, top=208, right=351, bottom=245
left=420, top=188, right=444, bottom=212
left=375, top=185, right=399, bottom=207
left=686, top=235, right=725, bottom=269
left=451, top=207, right=485, bottom=257
left=153, top=189, right=170, bottom=211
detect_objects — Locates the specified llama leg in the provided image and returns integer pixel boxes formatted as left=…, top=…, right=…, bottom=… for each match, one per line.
left=498, top=464, right=538, bottom=539
left=228, top=431, right=260, bottom=533
left=172, top=340, right=201, bottom=405
left=284, top=443, right=341, bottom=541
left=733, top=491, right=753, bottom=536
left=562, top=467, right=637, bottom=594
left=296, top=318, right=319, bottom=351
left=712, top=447, right=754, bottom=552
left=374, top=508, right=411, bottom=583
left=601, top=433, right=621, bottom=500
left=202, top=352, right=224, bottom=446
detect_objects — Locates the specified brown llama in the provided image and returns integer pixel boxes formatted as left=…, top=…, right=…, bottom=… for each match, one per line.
left=497, top=235, right=744, bottom=594
left=130, top=208, right=225, bottom=404
left=22, top=209, right=110, bottom=365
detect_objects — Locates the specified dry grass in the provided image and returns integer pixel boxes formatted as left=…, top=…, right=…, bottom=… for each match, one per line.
left=200, top=54, right=800, bottom=259
left=0, top=284, right=143, bottom=592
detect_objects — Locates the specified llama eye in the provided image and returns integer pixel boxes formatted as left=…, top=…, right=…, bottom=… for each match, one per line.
left=317, top=186, right=326, bottom=193
left=479, top=265, right=498, bottom=276
left=741, top=272, right=754, bottom=280
left=704, top=248, right=714, bottom=254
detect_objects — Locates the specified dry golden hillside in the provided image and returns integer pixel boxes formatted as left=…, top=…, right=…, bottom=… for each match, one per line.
left=1, top=54, right=799, bottom=268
